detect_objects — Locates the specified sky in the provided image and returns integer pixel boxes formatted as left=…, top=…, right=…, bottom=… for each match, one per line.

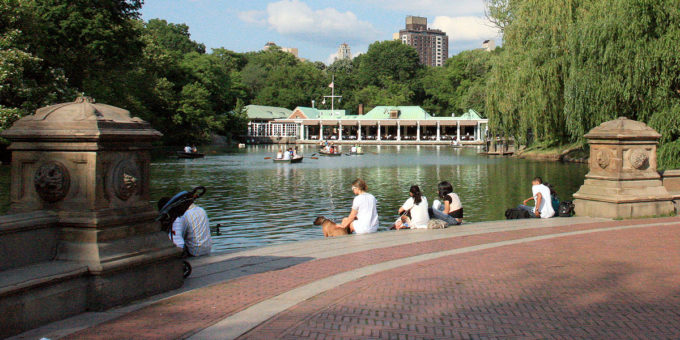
left=140, top=0, right=502, bottom=64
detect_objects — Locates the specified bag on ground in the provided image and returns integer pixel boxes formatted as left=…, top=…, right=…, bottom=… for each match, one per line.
left=427, top=219, right=448, bottom=229
left=505, top=208, right=532, bottom=219
left=558, top=201, right=575, bottom=217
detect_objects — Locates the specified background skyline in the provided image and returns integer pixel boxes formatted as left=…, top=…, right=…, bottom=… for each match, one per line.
left=140, top=0, right=501, bottom=63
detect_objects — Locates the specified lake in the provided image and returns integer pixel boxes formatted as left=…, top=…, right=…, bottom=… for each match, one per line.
left=148, top=144, right=588, bottom=253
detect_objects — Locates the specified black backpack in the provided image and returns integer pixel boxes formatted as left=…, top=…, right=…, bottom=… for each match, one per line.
left=505, top=208, right=532, bottom=219
left=558, top=201, right=575, bottom=217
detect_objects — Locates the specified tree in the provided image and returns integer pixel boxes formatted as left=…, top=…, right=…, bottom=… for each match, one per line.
left=20, top=0, right=144, bottom=90
left=0, top=0, right=75, bottom=129
left=355, top=40, right=422, bottom=87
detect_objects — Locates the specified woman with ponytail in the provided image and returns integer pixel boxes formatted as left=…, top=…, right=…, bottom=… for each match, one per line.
left=394, top=185, right=430, bottom=229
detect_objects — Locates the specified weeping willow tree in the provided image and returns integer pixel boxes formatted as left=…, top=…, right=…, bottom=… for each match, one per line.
left=486, top=0, right=680, bottom=168
left=486, top=0, right=578, bottom=146
left=565, top=0, right=680, bottom=169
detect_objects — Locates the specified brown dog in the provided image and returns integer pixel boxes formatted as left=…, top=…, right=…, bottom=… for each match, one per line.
left=314, top=216, right=350, bottom=237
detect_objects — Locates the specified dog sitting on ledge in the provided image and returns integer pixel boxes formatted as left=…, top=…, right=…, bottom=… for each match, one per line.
left=314, top=216, right=350, bottom=237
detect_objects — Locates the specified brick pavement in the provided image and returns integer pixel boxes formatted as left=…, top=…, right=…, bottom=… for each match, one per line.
left=64, top=217, right=680, bottom=339
left=240, top=223, right=680, bottom=339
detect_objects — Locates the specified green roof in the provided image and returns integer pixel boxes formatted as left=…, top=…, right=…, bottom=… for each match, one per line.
left=362, top=106, right=432, bottom=120
left=245, top=105, right=292, bottom=120
left=293, top=107, right=347, bottom=119
left=457, top=109, right=482, bottom=120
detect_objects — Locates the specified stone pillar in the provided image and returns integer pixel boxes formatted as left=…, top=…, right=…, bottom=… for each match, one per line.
left=377, top=122, right=381, bottom=141
left=338, top=123, right=343, bottom=141
left=436, top=122, right=441, bottom=141
left=457, top=122, right=461, bottom=142
left=319, top=122, right=323, bottom=140
left=573, top=117, right=675, bottom=219
left=416, top=122, right=421, bottom=141
left=358, top=122, right=362, bottom=141
left=397, top=122, right=401, bottom=141
left=1, top=97, right=183, bottom=309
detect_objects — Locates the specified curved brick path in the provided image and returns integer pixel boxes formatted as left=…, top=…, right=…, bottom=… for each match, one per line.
left=240, top=224, right=680, bottom=339
left=17, top=217, right=680, bottom=340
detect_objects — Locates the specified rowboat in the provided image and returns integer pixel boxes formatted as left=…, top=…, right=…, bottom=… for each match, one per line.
left=177, top=151, right=205, bottom=159
left=349, top=151, right=364, bottom=155
left=273, top=156, right=303, bottom=163
left=319, top=151, right=342, bottom=156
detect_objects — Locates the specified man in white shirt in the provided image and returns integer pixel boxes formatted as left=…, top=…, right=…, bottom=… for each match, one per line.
left=337, top=178, right=379, bottom=234
left=518, top=177, right=555, bottom=218
left=184, top=145, right=192, bottom=153
left=171, top=203, right=212, bottom=256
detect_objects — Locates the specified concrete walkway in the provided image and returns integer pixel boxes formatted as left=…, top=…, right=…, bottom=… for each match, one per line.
left=11, top=216, right=680, bottom=340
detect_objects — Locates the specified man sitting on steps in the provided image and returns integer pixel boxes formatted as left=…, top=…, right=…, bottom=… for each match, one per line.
left=518, top=176, right=555, bottom=218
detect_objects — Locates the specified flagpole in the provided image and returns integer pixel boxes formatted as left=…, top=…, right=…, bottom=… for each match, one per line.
left=331, top=74, right=335, bottom=114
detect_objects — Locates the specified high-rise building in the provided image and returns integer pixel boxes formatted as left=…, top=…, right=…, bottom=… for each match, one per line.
left=482, top=39, right=495, bottom=52
left=394, top=16, right=448, bottom=67
left=336, top=43, right=352, bottom=61
left=263, top=42, right=302, bottom=60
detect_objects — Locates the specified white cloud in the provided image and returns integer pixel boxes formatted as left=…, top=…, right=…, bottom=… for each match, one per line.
left=431, top=16, right=499, bottom=46
left=237, top=10, right=267, bottom=25
left=364, top=0, right=485, bottom=16
left=326, top=51, right=340, bottom=64
left=238, top=0, right=380, bottom=47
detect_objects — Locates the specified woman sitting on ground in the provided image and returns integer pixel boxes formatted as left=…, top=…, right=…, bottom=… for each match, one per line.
left=336, top=178, right=379, bottom=234
left=394, top=185, right=429, bottom=230
left=429, top=181, right=463, bottom=225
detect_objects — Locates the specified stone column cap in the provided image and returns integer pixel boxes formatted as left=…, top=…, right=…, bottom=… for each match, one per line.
left=584, top=117, right=660, bottom=141
left=1, top=97, right=162, bottom=142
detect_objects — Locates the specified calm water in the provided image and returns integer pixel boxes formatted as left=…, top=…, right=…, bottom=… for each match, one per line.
left=149, top=145, right=588, bottom=253
left=0, top=146, right=587, bottom=253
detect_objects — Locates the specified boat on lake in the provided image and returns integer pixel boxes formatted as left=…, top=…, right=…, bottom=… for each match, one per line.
left=319, top=151, right=342, bottom=156
left=349, top=151, right=364, bottom=155
left=177, top=151, right=205, bottom=159
left=273, top=156, right=303, bottom=163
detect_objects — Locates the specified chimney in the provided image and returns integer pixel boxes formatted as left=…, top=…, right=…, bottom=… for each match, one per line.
left=358, top=104, right=364, bottom=115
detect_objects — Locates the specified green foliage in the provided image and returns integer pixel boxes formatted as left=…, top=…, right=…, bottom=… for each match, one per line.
left=486, top=0, right=680, bottom=167
left=1, top=2, right=494, bottom=147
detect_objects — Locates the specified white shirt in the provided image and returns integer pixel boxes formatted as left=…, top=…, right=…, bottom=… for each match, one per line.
left=276, top=152, right=283, bottom=159
left=282, top=151, right=291, bottom=160
left=184, top=146, right=192, bottom=153
left=352, top=193, right=379, bottom=234
left=401, top=196, right=430, bottom=229
left=171, top=204, right=212, bottom=256
left=532, top=184, right=555, bottom=218
left=351, top=146, right=357, bottom=152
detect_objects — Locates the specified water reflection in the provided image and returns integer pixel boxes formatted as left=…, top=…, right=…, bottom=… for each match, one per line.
left=148, top=145, right=588, bottom=254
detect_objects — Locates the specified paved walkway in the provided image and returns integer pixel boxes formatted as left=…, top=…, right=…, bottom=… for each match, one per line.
left=12, top=216, right=680, bottom=340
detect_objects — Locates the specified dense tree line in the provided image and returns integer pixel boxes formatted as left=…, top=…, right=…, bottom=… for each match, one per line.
left=6, top=0, right=676, bottom=168
left=0, top=0, right=491, bottom=145
left=485, top=0, right=680, bottom=168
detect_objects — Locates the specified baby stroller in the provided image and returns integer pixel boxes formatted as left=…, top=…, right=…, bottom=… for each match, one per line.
left=157, top=186, right=207, bottom=278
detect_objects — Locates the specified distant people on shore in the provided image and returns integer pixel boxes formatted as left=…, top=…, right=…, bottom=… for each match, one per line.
left=394, top=185, right=430, bottom=230
left=429, top=181, right=463, bottom=225
left=336, top=178, right=379, bottom=234
left=518, top=176, right=555, bottom=218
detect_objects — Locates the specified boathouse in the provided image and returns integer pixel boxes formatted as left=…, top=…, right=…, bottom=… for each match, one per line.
left=245, top=105, right=488, bottom=144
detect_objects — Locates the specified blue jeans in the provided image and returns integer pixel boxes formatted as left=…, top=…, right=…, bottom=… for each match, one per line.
left=429, top=200, right=461, bottom=225
left=517, top=204, right=539, bottom=218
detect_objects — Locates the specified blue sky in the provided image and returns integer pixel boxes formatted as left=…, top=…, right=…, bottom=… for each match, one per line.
left=140, top=0, right=501, bottom=63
